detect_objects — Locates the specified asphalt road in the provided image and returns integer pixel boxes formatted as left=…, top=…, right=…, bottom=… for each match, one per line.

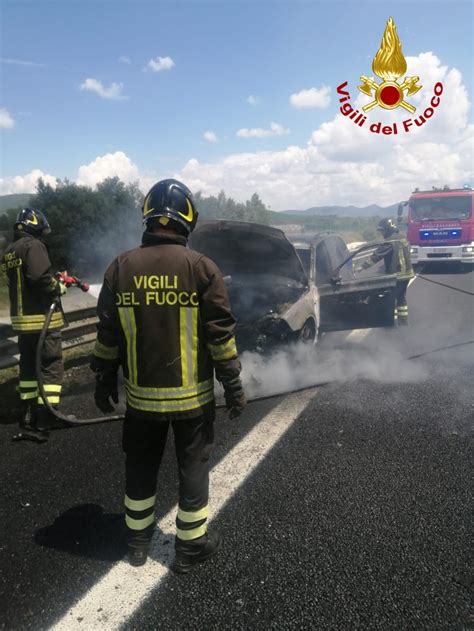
left=0, top=265, right=472, bottom=630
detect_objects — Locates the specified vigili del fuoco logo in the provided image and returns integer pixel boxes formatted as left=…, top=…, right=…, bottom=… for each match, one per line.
left=336, top=17, right=443, bottom=135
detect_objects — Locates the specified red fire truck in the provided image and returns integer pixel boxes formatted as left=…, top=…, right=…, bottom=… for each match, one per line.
left=398, top=186, right=474, bottom=267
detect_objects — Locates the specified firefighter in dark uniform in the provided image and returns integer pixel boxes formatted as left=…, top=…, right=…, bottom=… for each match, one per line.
left=360, top=217, right=414, bottom=325
left=91, top=179, right=246, bottom=572
left=2, top=208, right=66, bottom=442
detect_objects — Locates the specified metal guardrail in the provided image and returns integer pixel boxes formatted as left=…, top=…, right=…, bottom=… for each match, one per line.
left=0, top=306, right=98, bottom=370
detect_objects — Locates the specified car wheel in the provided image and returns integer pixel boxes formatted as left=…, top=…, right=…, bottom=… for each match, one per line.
left=298, top=319, right=317, bottom=345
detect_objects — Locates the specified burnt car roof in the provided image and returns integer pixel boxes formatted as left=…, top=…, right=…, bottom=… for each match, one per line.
left=189, top=220, right=308, bottom=285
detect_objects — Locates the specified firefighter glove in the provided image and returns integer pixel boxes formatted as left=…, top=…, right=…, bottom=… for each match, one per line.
left=51, top=278, right=67, bottom=296
left=221, top=376, right=246, bottom=420
left=94, top=372, right=119, bottom=413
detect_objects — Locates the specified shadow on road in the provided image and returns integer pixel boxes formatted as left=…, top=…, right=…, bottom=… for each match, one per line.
left=35, top=503, right=127, bottom=562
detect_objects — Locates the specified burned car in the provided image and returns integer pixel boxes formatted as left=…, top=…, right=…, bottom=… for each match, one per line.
left=190, top=221, right=397, bottom=351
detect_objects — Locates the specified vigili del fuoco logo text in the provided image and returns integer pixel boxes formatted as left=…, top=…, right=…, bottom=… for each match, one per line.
left=336, top=17, right=443, bottom=135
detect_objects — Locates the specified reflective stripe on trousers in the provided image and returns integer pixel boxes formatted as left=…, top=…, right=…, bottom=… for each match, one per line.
left=176, top=505, right=209, bottom=541
left=124, top=494, right=156, bottom=531
left=19, top=380, right=38, bottom=401
left=37, top=383, right=62, bottom=406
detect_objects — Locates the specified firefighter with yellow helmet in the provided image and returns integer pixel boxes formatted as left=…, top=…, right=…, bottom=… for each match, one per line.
left=91, top=179, right=245, bottom=572
left=2, top=208, right=67, bottom=442
left=359, top=217, right=414, bottom=325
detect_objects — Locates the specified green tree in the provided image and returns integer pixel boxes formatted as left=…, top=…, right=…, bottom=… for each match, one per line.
left=29, top=177, right=143, bottom=277
left=244, top=193, right=270, bottom=224
left=194, top=189, right=270, bottom=223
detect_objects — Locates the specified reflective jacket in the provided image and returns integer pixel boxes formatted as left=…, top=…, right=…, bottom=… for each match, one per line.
left=92, top=231, right=241, bottom=420
left=1, top=231, right=63, bottom=333
left=369, top=236, right=414, bottom=281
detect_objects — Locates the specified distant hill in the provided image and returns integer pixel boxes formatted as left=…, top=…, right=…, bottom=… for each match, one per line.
left=0, top=193, right=33, bottom=213
left=280, top=203, right=400, bottom=217
left=0, top=193, right=400, bottom=218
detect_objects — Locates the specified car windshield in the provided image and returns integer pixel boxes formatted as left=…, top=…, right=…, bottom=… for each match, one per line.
left=410, top=195, right=472, bottom=221
left=295, top=248, right=311, bottom=278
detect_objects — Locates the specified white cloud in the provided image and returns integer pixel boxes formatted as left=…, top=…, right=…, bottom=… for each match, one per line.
left=145, top=56, right=175, bottom=72
left=80, top=78, right=126, bottom=100
left=0, top=153, right=143, bottom=195
left=173, top=53, right=472, bottom=209
left=0, top=169, right=56, bottom=195
left=290, top=86, right=331, bottom=109
left=0, top=57, right=45, bottom=68
left=247, top=95, right=260, bottom=105
left=203, top=131, right=219, bottom=143
left=76, top=151, right=140, bottom=187
left=236, top=122, right=289, bottom=139
left=119, top=56, right=131, bottom=64
left=0, top=108, right=15, bottom=129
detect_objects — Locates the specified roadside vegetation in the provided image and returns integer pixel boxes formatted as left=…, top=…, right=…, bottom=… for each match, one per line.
left=0, top=177, right=382, bottom=309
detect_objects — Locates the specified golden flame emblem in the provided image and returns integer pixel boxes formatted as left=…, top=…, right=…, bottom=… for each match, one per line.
left=358, top=17, right=422, bottom=113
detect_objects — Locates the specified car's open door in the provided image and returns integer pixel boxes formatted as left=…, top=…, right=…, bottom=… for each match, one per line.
left=316, top=241, right=397, bottom=332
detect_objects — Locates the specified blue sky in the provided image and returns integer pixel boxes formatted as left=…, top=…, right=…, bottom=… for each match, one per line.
left=1, top=0, right=473, bottom=209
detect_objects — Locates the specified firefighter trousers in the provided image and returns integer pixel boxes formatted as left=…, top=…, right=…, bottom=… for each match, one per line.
left=122, top=410, right=215, bottom=551
left=17, top=331, right=63, bottom=426
left=395, top=280, right=410, bottom=326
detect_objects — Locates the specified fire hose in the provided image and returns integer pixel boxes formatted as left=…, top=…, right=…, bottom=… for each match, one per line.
left=36, top=275, right=124, bottom=428
left=416, top=274, right=474, bottom=296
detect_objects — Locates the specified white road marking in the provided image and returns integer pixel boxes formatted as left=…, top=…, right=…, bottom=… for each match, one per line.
left=345, top=329, right=371, bottom=342
left=50, top=390, right=316, bottom=630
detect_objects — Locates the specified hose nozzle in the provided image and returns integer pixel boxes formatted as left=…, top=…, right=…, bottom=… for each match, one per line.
left=56, top=271, right=90, bottom=292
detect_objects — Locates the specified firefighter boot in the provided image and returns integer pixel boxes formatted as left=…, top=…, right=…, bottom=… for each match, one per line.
left=128, top=543, right=150, bottom=567
left=172, top=530, right=222, bottom=574
left=12, top=402, right=48, bottom=443
left=36, top=406, right=69, bottom=431
left=127, top=525, right=154, bottom=567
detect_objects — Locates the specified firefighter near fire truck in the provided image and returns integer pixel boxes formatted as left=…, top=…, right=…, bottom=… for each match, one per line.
left=1, top=208, right=72, bottom=442
left=90, top=178, right=246, bottom=572
left=358, top=217, right=414, bottom=325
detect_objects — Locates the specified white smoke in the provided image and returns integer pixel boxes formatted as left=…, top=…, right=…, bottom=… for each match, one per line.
left=237, top=335, right=429, bottom=401
left=88, top=284, right=102, bottom=299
